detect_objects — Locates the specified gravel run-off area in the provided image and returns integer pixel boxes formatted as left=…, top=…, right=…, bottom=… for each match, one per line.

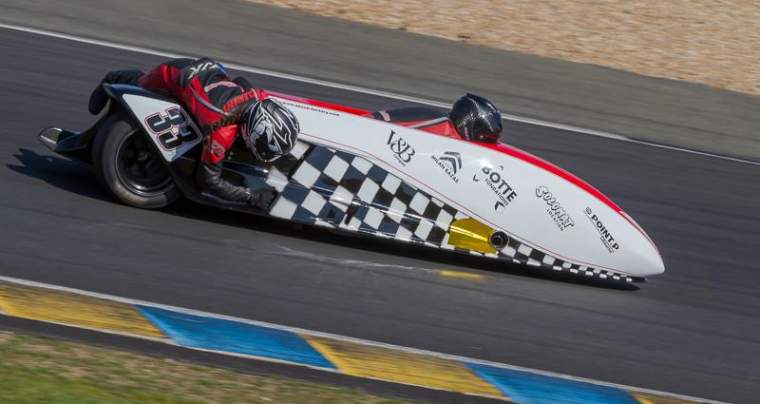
left=253, top=1, right=760, bottom=96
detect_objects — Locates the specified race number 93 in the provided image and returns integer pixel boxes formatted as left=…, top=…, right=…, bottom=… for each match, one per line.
left=144, top=107, right=199, bottom=150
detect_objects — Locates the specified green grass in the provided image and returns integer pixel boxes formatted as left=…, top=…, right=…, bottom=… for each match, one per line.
left=0, top=331, right=409, bottom=403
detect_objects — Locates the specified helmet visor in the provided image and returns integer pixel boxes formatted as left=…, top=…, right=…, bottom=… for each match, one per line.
left=253, top=133, right=284, bottom=162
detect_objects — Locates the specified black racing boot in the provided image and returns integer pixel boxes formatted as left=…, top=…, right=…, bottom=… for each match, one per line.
left=88, top=70, right=145, bottom=115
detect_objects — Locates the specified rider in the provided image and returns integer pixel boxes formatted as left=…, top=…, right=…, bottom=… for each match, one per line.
left=368, top=93, right=503, bottom=143
left=88, top=57, right=299, bottom=208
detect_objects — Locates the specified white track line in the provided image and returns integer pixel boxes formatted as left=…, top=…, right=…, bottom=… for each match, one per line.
left=0, top=275, right=722, bottom=403
left=2, top=22, right=759, bottom=167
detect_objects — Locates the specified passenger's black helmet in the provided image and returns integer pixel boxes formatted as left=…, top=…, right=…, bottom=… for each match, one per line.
left=449, top=93, right=502, bottom=143
left=240, top=99, right=300, bottom=162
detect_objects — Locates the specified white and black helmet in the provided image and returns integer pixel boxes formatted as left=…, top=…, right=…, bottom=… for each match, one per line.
left=240, top=98, right=300, bottom=162
left=449, top=93, right=502, bottom=143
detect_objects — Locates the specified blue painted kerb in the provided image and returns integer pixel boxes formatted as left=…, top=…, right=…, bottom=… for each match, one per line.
left=468, top=363, right=639, bottom=404
left=137, top=305, right=335, bottom=369
left=137, top=304, right=654, bottom=404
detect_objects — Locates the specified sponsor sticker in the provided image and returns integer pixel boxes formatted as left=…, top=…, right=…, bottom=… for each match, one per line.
left=431, top=151, right=462, bottom=183
left=280, top=100, right=338, bottom=116
left=535, top=186, right=575, bottom=231
left=584, top=207, right=620, bottom=253
left=473, top=165, right=517, bottom=213
left=387, top=130, right=415, bottom=166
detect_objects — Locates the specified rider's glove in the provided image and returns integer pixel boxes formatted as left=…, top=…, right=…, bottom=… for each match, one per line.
left=247, top=187, right=277, bottom=210
left=197, top=161, right=276, bottom=208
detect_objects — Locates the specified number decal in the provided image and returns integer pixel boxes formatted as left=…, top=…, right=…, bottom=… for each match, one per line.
left=144, top=107, right=199, bottom=150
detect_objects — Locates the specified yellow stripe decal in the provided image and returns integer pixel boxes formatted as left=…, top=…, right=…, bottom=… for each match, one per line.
left=0, top=282, right=163, bottom=338
left=304, top=335, right=506, bottom=399
left=438, top=269, right=485, bottom=281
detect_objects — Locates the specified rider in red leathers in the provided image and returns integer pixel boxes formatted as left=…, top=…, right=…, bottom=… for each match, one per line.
left=88, top=57, right=300, bottom=208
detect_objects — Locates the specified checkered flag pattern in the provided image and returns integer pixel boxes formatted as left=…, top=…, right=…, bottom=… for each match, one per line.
left=265, top=142, right=633, bottom=282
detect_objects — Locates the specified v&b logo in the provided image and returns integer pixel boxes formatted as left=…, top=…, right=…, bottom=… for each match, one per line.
left=387, top=130, right=415, bottom=165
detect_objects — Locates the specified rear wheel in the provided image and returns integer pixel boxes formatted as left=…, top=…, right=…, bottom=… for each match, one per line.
left=93, top=112, right=181, bottom=209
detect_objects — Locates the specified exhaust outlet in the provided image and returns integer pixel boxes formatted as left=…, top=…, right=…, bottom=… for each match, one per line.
left=490, top=231, right=509, bottom=250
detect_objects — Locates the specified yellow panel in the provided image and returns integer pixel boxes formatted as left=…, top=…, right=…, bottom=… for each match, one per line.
left=305, top=336, right=505, bottom=399
left=633, top=392, right=699, bottom=404
left=0, top=282, right=163, bottom=338
left=447, top=218, right=497, bottom=254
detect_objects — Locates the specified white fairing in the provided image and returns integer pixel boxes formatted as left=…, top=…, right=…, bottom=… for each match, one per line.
left=276, top=98, right=665, bottom=278
left=122, top=94, right=203, bottom=162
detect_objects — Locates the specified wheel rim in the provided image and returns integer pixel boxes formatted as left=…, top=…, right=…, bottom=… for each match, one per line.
left=115, top=130, right=173, bottom=197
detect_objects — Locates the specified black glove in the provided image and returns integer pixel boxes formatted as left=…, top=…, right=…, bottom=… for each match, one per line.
left=247, top=187, right=277, bottom=210
left=196, top=162, right=254, bottom=205
left=197, top=161, right=277, bottom=209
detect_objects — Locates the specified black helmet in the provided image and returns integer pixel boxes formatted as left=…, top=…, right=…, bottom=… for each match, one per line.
left=240, top=98, right=300, bottom=162
left=449, top=93, right=502, bottom=143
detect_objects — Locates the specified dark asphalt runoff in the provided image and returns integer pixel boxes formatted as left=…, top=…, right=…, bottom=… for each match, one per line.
left=1, top=28, right=759, bottom=403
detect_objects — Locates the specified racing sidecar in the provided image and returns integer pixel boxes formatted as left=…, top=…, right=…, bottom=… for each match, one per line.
left=38, top=83, right=665, bottom=283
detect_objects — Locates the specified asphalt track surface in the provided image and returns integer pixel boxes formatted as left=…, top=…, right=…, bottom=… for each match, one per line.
left=5, top=0, right=760, bottom=161
left=1, top=28, right=759, bottom=403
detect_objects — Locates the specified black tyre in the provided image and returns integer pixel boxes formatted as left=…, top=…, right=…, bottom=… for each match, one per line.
left=93, top=112, right=181, bottom=209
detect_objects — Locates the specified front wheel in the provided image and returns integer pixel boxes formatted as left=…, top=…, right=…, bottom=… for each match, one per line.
left=93, top=112, right=181, bottom=209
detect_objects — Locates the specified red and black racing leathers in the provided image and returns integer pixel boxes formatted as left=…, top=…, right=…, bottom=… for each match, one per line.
left=92, top=57, right=265, bottom=205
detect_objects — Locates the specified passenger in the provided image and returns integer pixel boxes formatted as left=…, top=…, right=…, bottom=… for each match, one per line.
left=368, top=94, right=502, bottom=143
